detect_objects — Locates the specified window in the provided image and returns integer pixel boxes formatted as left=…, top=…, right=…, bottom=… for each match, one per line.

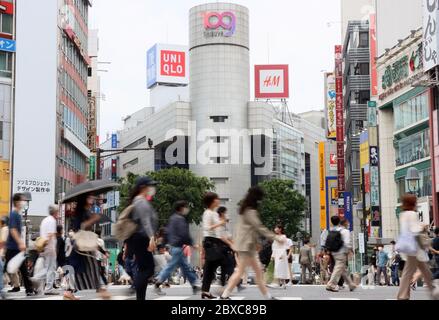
left=210, top=116, right=229, bottom=123
left=211, top=136, right=227, bottom=143
left=395, top=129, right=430, bottom=167
left=210, top=177, right=229, bottom=184
left=0, top=52, right=12, bottom=78
left=352, top=63, right=370, bottom=75
left=210, top=157, right=228, bottom=164
left=123, top=158, right=139, bottom=170
left=88, top=67, right=92, bottom=77
left=0, top=14, right=13, bottom=35
left=394, top=92, right=429, bottom=130
left=359, top=32, right=369, bottom=48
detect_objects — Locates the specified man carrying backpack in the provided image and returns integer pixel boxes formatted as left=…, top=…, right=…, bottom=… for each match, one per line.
left=325, top=216, right=357, bottom=292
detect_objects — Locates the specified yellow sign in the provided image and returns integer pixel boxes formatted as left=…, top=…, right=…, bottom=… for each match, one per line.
left=319, top=142, right=327, bottom=230
left=0, top=160, right=10, bottom=217
left=360, top=140, right=369, bottom=168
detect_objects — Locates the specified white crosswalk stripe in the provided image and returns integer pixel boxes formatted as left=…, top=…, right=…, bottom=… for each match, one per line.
left=229, top=296, right=246, bottom=300
left=276, top=297, right=303, bottom=300
left=329, top=297, right=360, bottom=300
left=153, top=296, right=192, bottom=300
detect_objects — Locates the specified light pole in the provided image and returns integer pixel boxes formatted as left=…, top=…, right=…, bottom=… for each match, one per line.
left=405, top=167, right=420, bottom=196
left=22, top=191, right=32, bottom=247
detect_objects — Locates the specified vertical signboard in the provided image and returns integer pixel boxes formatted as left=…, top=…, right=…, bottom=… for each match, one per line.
left=423, top=0, right=439, bottom=72
left=13, top=0, right=58, bottom=216
left=368, top=101, right=381, bottom=237
left=325, top=73, right=336, bottom=139
left=319, top=143, right=327, bottom=230
left=344, top=192, right=353, bottom=232
left=111, top=134, right=117, bottom=149
left=370, top=13, right=378, bottom=96
left=335, top=45, right=345, bottom=218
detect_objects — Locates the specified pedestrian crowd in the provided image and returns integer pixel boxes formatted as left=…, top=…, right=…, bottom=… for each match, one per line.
left=1, top=181, right=438, bottom=300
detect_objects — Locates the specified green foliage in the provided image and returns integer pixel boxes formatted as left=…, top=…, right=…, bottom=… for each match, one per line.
left=117, top=168, right=214, bottom=226
left=258, top=179, right=306, bottom=237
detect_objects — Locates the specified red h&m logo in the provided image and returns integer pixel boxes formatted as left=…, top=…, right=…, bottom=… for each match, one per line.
left=263, top=75, right=281, bottom=88
left=160, top=50, right=186, bottom=77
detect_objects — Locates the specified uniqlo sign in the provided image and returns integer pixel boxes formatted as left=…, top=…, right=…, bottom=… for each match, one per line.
left=147, top=44, right=189, bottom=88
left=255, top=65, right=289, bottom=99
left=160, top=50, right=186, bottom=77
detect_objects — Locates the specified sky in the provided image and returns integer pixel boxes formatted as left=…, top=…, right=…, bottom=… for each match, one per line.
left=90, top=0, right=342, bottom=137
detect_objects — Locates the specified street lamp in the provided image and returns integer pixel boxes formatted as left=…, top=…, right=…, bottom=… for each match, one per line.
left=405, top=167, right=420, bottom=195
left=22, top=192, right=32, bottom=247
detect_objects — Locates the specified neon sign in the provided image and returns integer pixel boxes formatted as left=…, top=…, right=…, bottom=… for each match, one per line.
left=203, top=11, right=236, bottom=37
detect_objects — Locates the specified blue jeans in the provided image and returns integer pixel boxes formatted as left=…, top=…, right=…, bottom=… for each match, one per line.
left=391, top=265, right=400, bottom=285
left=0, top=258, right=4, bottom=292
left=157, top=247, right=197, bottom=285
left=125, top=258, right=137, bottom=286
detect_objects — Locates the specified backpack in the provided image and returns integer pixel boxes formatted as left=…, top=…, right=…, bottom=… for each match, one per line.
left=114, top=205, right=138, bottom=241
left=325, top=230, right=344, bottom=252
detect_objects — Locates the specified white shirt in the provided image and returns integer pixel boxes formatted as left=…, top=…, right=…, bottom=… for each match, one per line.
left=332, top=226, right=351, bottom=256
left=202, top=209, right=220, bottom=238
left=40, top=215, right=57, bottom=254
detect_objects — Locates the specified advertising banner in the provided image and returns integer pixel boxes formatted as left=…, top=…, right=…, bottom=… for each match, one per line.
left=344, top=192, right=353, bottom=231
left=335, top=45, right=345, bottom=217
left=329, top=154, right=337, bottom=171
left=255, top=65, right=289, bottom=99
left=325, top=73, right=336, bottom=139
left=147, top=43, right=189, bottom=89
left=319, top=143, right=327, bottom=230
left=326, top=177, right=338, bottom=230
left=423, top=0, right=439, bottom=71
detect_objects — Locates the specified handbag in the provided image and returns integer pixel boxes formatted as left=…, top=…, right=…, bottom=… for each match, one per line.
left=415, top=231, right=431, bottom=250
left=114, top=204, right=138, bottom=241
left=395, top=232, right=418, bottom=255
left=73, top=230, right=99, bottom=252
left=35, top=237, right=49, bottom=253
left=6, top=251, right=26, bottom=274
left=203, top=238, right=223, bottom=262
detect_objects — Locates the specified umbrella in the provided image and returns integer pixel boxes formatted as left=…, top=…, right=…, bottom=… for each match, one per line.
left=61, top=180, right=120, bottom=204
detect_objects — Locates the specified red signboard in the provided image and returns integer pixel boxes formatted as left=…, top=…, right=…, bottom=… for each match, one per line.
left=255, top=65, right=290, bottom=99
left=335, top=45, right=345, bottom=213
left=160, top=50, right=186, bottom=77
left=0, top=1, right=13, bottom=15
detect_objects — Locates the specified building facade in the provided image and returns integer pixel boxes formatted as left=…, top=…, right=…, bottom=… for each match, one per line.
left=377, top=29, right=432, bottom=239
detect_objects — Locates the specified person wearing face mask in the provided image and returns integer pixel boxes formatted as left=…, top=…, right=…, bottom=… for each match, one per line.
left=4, top=193, right=34, bottom=296
left=154, top=201, right=200, bottom=295
left=126, top=176, right=159, bottom=300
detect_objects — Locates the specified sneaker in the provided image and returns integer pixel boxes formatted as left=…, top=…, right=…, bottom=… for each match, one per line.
left=44, top=290, right=59, bottom=296
left=154, top=285, right=166, bottom=296
left=326, top=286, right=339, bottom=292
left=8, top=287, right=20, bottom=293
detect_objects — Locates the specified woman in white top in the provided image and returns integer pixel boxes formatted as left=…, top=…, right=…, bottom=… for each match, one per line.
left=396, top=194, right=433, bottom=300
left=201, top=192, right=226, bottom=299
left=271, top=225, right=289, bottom=289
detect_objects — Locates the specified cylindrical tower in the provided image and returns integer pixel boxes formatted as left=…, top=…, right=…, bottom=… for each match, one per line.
left=189, top=3, right=251, bottom=218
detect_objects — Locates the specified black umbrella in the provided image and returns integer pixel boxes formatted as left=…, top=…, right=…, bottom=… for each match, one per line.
left=61, top=180, right=120, bottom=204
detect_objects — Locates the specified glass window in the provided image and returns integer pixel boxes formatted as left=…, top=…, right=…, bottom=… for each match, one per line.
left=395, top=92, right=429, bottom=130
left=359, top=32, right=369, bottom=48
left=1, top=14, right=13, bottom=34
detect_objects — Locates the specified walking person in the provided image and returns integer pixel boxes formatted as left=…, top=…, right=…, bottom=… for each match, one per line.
left=396, top=194, right=434, bottom=300
left=125, top=176, right=159, bottom=300
left=56, top=225, right=66, bottom=269
left=432, top=227, right=439, bottom=280
left=154, top=201, right=200, bottom=295
left=376, top=245, right=390, bottom=286
left=4, top=193, right=34, bottom=296
left=271, top=225, right=289, bottom=288
left=299, top=239, right=313, bottom=285
left=220, top=186, right=285, bottom=300
left=325, top=216, right=356, bottom=292
left=32, top=205, right=59, bottom=295
left=389, top=241, right=401, bottom=286
left=200, top=192, right=227, bottom=299
left=0, top=216, right=8, bottom=299
left=68, top=193, right=110, bottom=300
left=216, top=206, right=236, bottom=290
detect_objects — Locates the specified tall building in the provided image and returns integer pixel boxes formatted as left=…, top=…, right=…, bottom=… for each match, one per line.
left=0, top=0, right=14, bottom=217
left=341, top=0, right=375, bottom=41
left=343, top=20, right=371, bottom=208
left=13, top=0, right=91, bottom=227
left=87, top=29, right=100, bottom=154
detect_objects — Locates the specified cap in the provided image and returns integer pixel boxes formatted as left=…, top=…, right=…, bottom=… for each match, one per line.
left=135, top=176, right=158, bottom=189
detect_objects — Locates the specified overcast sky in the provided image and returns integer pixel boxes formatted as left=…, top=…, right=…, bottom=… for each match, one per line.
left=90, top=0, right=341, bottom=137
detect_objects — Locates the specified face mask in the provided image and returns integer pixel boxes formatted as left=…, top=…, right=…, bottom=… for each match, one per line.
left=182, top=208, right=190, bottom=216
left=147, top=187, right=156, bottom=197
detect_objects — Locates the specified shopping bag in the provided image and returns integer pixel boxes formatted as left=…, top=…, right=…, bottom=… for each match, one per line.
left=265, top=260, right=275, bottom=284
left=6, top=252, right=26, bottom=274
left=32, top=257, right=45, bottom=280
left=395, top=232, right=418, bottom=255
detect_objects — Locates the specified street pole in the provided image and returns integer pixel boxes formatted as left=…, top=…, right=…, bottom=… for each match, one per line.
left=96, top=148, right=101, bottom=180
left=361, top=168, right=368, bottom=266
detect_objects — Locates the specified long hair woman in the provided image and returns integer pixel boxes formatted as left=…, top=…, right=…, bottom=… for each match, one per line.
left=396, top=194, right=434, bottom=300
left=200, top=192, right=226, bottom=299
left=68, top=193, right=110, bottom=300
left=126, top=176, right=159, bottom=300
left=271, top=225, right=289, bottom=289
left=220, top=186, right=284, bottom=300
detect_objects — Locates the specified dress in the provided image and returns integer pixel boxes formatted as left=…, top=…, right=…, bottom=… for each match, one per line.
left=272, top=235, right=289, bottom=279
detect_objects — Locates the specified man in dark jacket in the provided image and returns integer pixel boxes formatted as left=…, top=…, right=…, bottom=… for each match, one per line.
left=154, top=201, right=200, bottom=295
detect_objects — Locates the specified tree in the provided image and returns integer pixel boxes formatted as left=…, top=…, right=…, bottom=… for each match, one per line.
left=117, top=168, right=214, bottom=226
left=258, top=179, right=306, bottom=238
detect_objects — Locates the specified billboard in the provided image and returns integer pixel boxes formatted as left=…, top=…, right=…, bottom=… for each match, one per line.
left=13, top=0, right=58, bottom=216
left=325, top=73, right=336, bottom=139
left=147, top=44, right=189, bottom=89
left=255, top=65, right=289, bottom=99
left=319, top=143, right=326, bottom=230
left=335, top=45, right=345, bottom=218
left=423, top=0, right=439, bottom=72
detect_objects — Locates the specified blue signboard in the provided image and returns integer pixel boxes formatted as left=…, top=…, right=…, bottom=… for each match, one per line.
left=147, top=44, right=157, bottom=88
left=0, top=38, right=16, bottom=52
left=344, top=192, right=353, bottom=231
left=111, top=134, right=117, bottom=149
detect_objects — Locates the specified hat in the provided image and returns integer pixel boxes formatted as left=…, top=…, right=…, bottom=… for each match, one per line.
left=134, top=176, right=158, bottom=189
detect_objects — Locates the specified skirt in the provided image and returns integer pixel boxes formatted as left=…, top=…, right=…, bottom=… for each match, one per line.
left=69, top=249, right=101, bottom=291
